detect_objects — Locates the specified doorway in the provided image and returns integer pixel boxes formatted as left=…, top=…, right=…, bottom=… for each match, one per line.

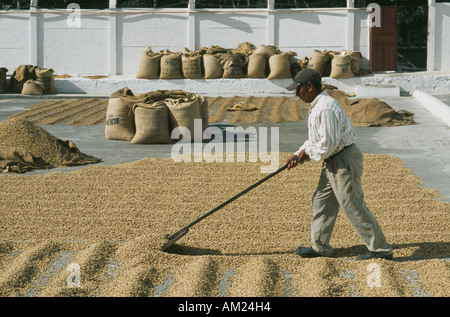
left=369, top=1, right=428, bottom=72
left=370, top=6, right=398, bottom=71
left=397, top=6, right=428, bottom=71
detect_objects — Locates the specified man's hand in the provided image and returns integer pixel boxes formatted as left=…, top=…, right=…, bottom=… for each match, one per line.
left=286, top=149, right=309, bottom=170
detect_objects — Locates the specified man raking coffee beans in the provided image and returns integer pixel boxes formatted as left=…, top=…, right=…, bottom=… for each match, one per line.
left=286, top=68, right=393, bottom=261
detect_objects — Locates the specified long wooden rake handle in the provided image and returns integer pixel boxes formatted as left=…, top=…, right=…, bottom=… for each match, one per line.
left=161, top=157, right=298, bottom=251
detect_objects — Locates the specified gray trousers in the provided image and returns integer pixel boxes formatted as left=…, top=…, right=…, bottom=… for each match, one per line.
left=311, top=144, right=393, bottom=256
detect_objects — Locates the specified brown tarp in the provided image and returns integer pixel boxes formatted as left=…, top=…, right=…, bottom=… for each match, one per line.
left=327, top=89, right=416, bottom=127
left=0, top=140, right=100, bottom=174
left=0, top=146, right=52, bottom=173
left=55, top=139, right=101, bottom=166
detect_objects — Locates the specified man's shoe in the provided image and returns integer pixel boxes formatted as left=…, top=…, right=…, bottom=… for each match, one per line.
left=356, top=252, right=393, bottom=261
left=295, top=247, right=323, bottom=258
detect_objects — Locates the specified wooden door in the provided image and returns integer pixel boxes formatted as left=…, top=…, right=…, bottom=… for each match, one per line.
left=370, top=6, right=398, bottom=71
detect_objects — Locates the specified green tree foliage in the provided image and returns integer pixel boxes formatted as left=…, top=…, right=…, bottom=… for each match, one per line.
left=118, top=0, right=188, bottom=8
left=0, top=0, right=349, bottom=9
left=398, top=6, right=427, bottom=48
left=2, top=0, right=444, bottom=10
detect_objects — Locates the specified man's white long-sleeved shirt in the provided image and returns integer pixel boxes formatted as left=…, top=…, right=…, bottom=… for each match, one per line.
left=295, top=90, right=355, bottom=161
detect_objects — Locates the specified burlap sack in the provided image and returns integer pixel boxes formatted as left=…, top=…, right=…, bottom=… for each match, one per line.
left=110, top=86, right=135, bottom=98
left=9, top=65, right=37, bottom=93
left=330, top=55, right=354, bottom=79
left=165, top=96, right=203, bottom=142
left=110, top=87, right=167, bottom=105
left=203, top=54, right=223, bottom=79
left=254, top=45, right=279, bottom=58
left=131, top=102, right=172, bottom=144
left=159, top=89, right=191, bottom=99
left=216, top=53, right=246, bottom=65
left=35, top=68, right=56, bottom=93
left=105, top=98, right=135, bottom=141
left=299, top=56, right=309, bottom=69
left=290, top=56, right=309, bottom=77
left=268, top=52, right=293, bottom=79
left=138, top=90, right=168, bottom=103
left=0, top=68, right=7, bottom=94
left=307, top=50, right=332, bottom=76
left=231, top=42, right=256, bottom=56
left=21, top=80, right=45, bottom=95
left=247, top=53, right=267, bottom=78
left=181, top=54, right=203, bottom=79
left=136, top=46, right=161, bottom=79
left=219, top=53, right=247, bottom=78
left=285, top=51, right=298, bottom=62
left=343, top=50, right=362, bottom=75
left=222, top=61, right=245, bottom=78
left=199, top=45, right=230, bottom=55
left=322, top=50, right=341, bottom=77
left=160, top=52, right=183, bottom=79
left=199, top=96, right=209, bottom=132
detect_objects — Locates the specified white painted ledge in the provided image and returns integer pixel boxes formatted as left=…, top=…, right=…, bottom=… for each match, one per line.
left=53, top=77, right=294, bottom=96
left=413, top=90, right=450, bottom=127
left=50, top=71, right=450, bottom=96
left=1, top=71, right=448, bottom=98
left=323, top=71, right=450, bottom=96
left=356, top=84, right=400, bottom=97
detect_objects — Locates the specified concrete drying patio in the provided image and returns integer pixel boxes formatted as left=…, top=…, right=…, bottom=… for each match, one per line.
left=0, top=88, right=449, bottom=299
left=0, top=92, right=449, bottom=203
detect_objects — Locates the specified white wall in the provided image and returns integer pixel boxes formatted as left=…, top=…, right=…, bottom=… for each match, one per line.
left=197, top=12, right=268, bottom=48
left=0, top=4, right=447, bottom=76
left=0, top=7, right=371, bottom=76
left=0, top=12, right=31, bottom=71
left=37, top=12, right=110, bottom=74
left=116, top=10, right=190, bottom=75
left=434, top=2, right=450, bottom=71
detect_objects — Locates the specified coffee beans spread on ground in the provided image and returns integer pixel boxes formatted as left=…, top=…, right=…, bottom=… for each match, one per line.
left=0, top=154, right=448, bottom=297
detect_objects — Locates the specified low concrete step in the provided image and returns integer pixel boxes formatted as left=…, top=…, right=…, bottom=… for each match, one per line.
left=356, top=84, right=400, bottom=97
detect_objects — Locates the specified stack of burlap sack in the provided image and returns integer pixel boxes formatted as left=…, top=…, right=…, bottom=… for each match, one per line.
left=303, top=49, right=370, bottom=79
left=136, top=42, right=299, bottom=80
left=0, top=65, right=56, bottom=95
left=105, top=87, right=209, bottom=144
left=136, top=43, right=369, bottom=80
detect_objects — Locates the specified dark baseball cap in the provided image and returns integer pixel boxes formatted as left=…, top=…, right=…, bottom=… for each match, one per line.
left=286, top=68, right=322, bottom=91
